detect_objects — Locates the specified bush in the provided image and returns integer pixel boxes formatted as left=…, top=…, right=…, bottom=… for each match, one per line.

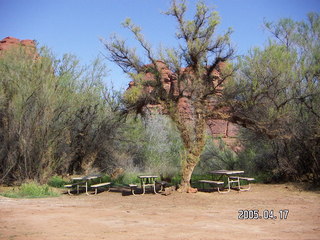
left=1, top=182, right=59, bottom=198
left=170, top=174, right=182, bottom=186
left=142, top=114, right=183, bottom=177
left=114, top=171, right=141, bottom=185
left=237, top=129, right=280, bottom=181
left=0, top=46, right=127, bottom=185
left=47, top=176, right=67, bottom=188
left=196, top=136, right=239, bottom=174
left=88, top=175, right=112, bottom=185
left=112, top=114, right=183, bottom=180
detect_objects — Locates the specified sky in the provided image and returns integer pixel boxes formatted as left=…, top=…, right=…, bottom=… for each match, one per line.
left=1, top=0, right=319, bottom=90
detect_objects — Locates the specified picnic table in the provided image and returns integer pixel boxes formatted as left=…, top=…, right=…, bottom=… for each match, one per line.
left=65, top=174, right=111, bottom=195
left=138, top=175, right=158, bottom=195
left=199, top=170, right=254, bottom=193
left=210, top=170, right=254, bottom=192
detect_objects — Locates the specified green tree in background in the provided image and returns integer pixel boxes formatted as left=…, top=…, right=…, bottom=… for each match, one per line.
left=0, top=46, right=126, bottom=184
left=225, top=13, right=320, bottom=182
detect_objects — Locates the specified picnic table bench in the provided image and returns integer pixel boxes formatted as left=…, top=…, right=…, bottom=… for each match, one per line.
left=64, top=181, right=86, bottom=195
left=129, top=184, right=138, bottom=195
left=198, top=180, right=225, bottom=193
left=229, top=176, right=255, bottom=191
left=91, top=182, right=111, bottom=194
left=129, top=180, right=168, bottom=195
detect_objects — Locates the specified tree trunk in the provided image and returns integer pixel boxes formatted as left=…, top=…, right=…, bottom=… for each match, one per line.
left=168, top=101, right=206, bottom=193
left=179, top=153, right=199, bottom=192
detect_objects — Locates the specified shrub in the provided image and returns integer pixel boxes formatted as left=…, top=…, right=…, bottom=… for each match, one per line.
left=196, top=136, right=239, bottom=174
left=0, top=46, right=126, bottom=185
left=114, top=171, right=141, bottom=185
left=170, top=174, right=182, bottom=186
left=47, top=176, right=67, bottom=188
left=142, top=114, right=183, bottom=177
left=89, top=175, right=112, bottom=185
left=1, top=182, right=59, bottom=198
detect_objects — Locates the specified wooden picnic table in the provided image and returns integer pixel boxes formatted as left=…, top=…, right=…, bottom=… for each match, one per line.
left=138, top=175, right=158, bottom=195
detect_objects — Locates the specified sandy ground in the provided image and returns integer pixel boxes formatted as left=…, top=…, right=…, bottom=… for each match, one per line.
left=0, top=184, right=319, bottom=240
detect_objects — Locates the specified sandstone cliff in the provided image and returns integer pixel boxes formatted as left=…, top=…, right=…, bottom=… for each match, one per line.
left=0, top=36, right=36, bottom=56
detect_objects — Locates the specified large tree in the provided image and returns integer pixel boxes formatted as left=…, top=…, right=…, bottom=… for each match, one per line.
left=224, top=13, right=320, bottom=182
left=103, top=0, right=234, bottom=191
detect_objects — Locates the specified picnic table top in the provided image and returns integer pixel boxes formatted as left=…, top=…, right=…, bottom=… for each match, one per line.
left=72, top=174, right=101, bottom=181
left=138, top=175, right=158, bottom=179
left=209, top=170, right=244, bottom=175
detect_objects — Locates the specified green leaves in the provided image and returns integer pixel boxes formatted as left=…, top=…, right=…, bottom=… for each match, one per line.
left=0, top=45, right=127, bottom=184
left=123, top=84, right=144, bottom=105
left=227, top=13, right=320, bottom=182
left=103, top=0, right=235, bottom=189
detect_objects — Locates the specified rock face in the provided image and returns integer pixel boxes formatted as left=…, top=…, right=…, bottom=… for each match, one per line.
left=128, top=60, right=240, bottom=150
left=0, top=36, right=36, bottom=56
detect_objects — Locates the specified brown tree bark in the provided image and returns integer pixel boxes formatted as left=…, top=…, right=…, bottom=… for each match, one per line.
left=179, top=152, right=200, bottom=192
left=175, top=108, right=206, bottom=192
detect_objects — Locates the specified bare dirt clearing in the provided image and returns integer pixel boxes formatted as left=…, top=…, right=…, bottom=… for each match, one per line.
left=0, top=184, right=319, bottom=240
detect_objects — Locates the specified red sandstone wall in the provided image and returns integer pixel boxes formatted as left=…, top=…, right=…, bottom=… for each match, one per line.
left=128, top=60, right=239, bottom=143
left=0, top=36, right=36, bottom=55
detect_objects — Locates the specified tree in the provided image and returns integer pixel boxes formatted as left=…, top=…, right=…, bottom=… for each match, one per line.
left=0, top=45, right=126, bottom=184
left=103, top=0, right=234, bottom=191
left=225, top=13, right=320, bottom=182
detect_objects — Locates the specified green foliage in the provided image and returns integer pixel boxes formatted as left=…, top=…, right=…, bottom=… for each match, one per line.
left=103, top=0, right=235, bottom=189
left=47, top=176, right=67, bottom=188
left=1, top=182, right=59, bottom=198
left=86, top=175, right=112, bottom=185
left=114, top=171, right=141, bottom=185
left=0, top=45, right=127, bottom=185
left=170, top=174, right=182, bottom=186
left=196, top=136, right=239, bottom=174
left=109, top=114, right=183, bottom=180
left=236, top=129, right=279, bottom=181
left=226, top=13, right=320, bottom=183
left=99, top=175, right=112, bottom=183
left=123, top=84, right=144, bottom=105
left=142, top=114, right=183, bottom=177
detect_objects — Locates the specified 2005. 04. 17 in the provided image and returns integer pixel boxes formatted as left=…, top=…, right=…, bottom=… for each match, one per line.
left=238, top=209, right=289, bottom=220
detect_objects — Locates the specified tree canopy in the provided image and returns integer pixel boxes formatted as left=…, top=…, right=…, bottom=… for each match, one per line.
left=103, top=0, right=235, bottom=191
left=225, top=13, right=320, bottom=182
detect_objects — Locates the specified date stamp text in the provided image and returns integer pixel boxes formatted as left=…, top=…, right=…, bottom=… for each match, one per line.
left=238, top=209, right=289, bottom=220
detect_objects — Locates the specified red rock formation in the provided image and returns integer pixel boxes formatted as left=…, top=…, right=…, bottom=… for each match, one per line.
left=0, top=36, right=37, bottom=56
left=128, top=60, right=240, bottom=150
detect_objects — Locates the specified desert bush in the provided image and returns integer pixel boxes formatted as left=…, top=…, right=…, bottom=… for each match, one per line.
left=236, top=129, right=279, bottom=182
left=196, top=136, right=239, bottom=174
left=113, top=171, right=141, bottom=185
left=0, top=46, right=127, bottom=185
left=142, top=114, right=183, bottom=178
left=47, top=176, right=67, bottom=188
left=106, top=113, right=183, bottom=181
left=1, top=182, right=59, bottom=198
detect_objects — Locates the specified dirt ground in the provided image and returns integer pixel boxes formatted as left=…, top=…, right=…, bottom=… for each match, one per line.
left=0, top=184, right=319, bottom=240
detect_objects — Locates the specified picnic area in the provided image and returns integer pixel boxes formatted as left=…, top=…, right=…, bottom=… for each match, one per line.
left=1, top=183, right=320, bottom=240
left=1, top=1, right=320, bottom=240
